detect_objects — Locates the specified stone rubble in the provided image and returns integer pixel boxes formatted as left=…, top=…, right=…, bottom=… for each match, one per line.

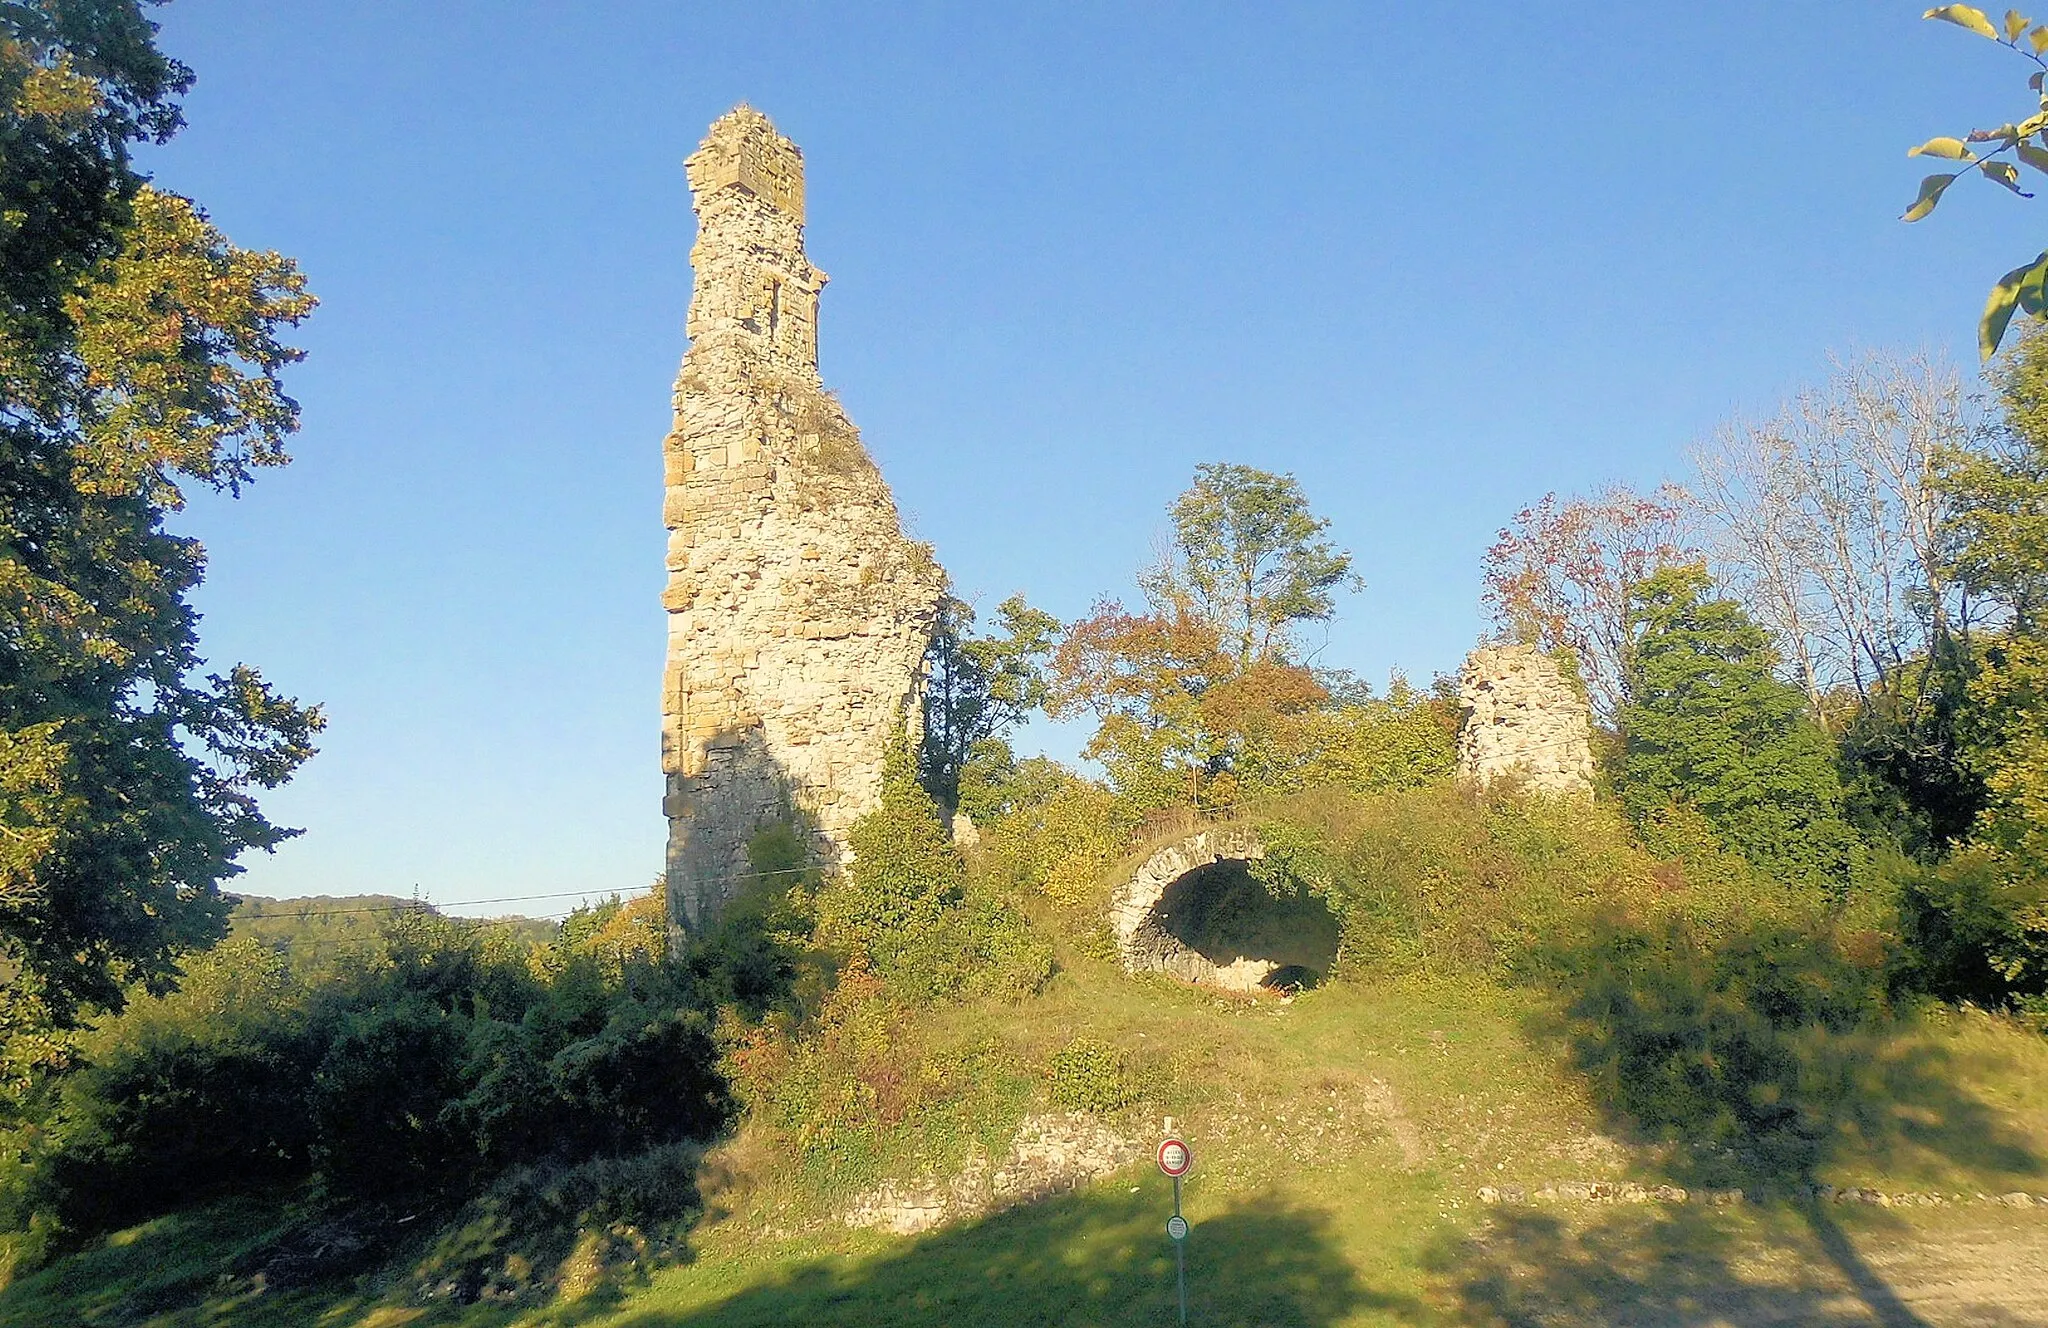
left=842, top=1113, right=1141, bottom=1235
left=1476, top=1181, right=2048, bottom=1208
left=1456, top=644, right=1598, bottom=796
left=663, top=107, right=946, bottom=928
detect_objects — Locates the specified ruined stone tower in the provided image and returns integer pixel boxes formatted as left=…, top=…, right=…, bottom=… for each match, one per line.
left=662, top=107, right=945, bottom=928
left=1456, top=644, right=1598, bottom=796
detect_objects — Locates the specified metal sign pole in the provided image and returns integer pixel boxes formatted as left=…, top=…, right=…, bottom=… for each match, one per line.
left=1159, top=1134, right=1193, bottom=1326
left=1173, top=1173, right=1186, bottom=1326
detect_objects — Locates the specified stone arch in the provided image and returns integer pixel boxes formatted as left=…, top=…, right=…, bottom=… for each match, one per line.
left=1107, top=827, right=1339, bottom=994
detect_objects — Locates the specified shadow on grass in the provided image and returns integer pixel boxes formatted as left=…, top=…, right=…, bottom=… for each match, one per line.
left=0, top=1196, right=367, bottom=1328
left=1430, top=1202, right=2044, bottom=1328
left=550, top=1184, right=1411, bottom=1328
left=1529, top=916, right=2039, bottom=1194
left=1447, top=913, right=2048, bottom=1328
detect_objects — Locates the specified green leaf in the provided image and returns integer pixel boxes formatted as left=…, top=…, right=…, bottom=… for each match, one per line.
left=1903, top=172, right=1959, bottom=221
left=1981, top=158, right=2035, bottom=194
left=1926, top=3, right=2003, bottom=38
left=2008, top=8, right=2031, bottom=39
left=2019, top=256, right=2048, bottom=315
left=1980, top=253, right=2047, bottom=358
left=1910, top=135, right=1977, bottom=159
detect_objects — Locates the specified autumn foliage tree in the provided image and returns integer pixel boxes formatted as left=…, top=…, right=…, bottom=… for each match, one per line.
left=1, top=3, right=322, bottom=1029
left=1049, top=464, right=1366, bottom=811
left=1480, top=484, right=1695, bottom=724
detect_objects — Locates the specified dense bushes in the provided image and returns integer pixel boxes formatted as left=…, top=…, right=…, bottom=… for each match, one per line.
left=1539, top=912, right=1893, bottom=1183
left=813, top=743, right=1051, bottom=1003
left=1893, top=849, right=2048, bottom=1027
left=26, top=938, right=315, bottom=1234
left=1254, top=785, right=1665, bottom=981
left=4, top=894, right=736, bottom=1249
left=722, top=959, right=1033, bottom=1191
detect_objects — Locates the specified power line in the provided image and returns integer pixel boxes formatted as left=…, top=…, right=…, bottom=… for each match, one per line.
left=234, top=864, right=822, bottom=922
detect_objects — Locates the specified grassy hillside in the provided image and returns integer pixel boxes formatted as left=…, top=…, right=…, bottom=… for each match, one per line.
left=5, top=946, right=2045, bottom=1327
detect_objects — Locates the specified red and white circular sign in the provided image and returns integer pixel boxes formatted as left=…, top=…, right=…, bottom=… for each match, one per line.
left=1157, top=1137, right=1192, bottom=1177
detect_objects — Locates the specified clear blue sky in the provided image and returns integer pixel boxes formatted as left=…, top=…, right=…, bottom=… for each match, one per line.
left=147, top=1, right=2031, bottom=914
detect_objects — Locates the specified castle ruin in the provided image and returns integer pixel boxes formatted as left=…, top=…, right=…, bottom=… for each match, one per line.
left=662, top=107, right=945, bottom=928
left=1455, top=644, right=1597, bottom=796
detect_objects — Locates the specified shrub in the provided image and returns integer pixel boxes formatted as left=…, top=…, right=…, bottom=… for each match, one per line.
left=1536, top=912, right=1892, bottom=1182
left=1237, top=682, right=1459, bottom=801
left=979, top=759, right=1132, bottom=915
left=1047, top=1037, right=1134, bottom=1114
left=549, top=1005, right=731, bottom=1155
left=1255, top=785, right=1663, bottom=980
left=1894, top=848, right=2048, bottom=1022
left=11, top=889, right=741, bottom=1246
left=20, top=938, right=315, bottom=1234
left=309, top=997, right=474, bottom=1204
left=816, top=743, right=1050, bottom=1002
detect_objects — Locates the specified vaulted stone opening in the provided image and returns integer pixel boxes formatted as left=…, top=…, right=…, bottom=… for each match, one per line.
left=1109, top=828, right=1339, bottom=995
left=1151, top=859, right=1339, bottom=993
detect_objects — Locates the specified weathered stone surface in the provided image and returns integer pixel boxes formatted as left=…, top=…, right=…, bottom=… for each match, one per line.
left=1455, top=645, right=1597, bottom=797
left=1108, top=827, right=1290, bottom=993
left=842, top=1113, right=1140, bottom=1234
left=663, top=107, right=945, bottom=928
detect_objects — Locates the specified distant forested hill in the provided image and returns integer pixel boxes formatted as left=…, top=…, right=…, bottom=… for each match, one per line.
left=228, top=894, right=557, bottom=978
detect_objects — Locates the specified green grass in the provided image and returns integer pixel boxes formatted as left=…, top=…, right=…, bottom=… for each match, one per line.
left=7, top=960, right=2048, bottom=1328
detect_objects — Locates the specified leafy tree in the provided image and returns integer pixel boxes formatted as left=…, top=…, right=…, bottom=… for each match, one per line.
left=1141, top=462, right=1359, bottom=668
left=1902, top=5, right=2048, bottom=356
left=1049, top=465, right=1358, bottom=811
left=1837, top=636, right=1988, bottom=862
left=1689, top=351, right=1974, bottom=711
left=1481, top=484, right=1694, bottom=724
left=0, top=0, right=189, bottom=364
left=813, top=743, right=1049, bottom=1001
left=0, top=4, right=321, bottom=1024
left=918, top=591, right=1058, bottom=811
left=1939, top=324, right=2048, bottom=874
left=1618, top=566, right=1860, bottom=893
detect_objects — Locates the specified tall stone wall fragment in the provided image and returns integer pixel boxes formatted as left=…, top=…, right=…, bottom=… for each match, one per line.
left=663, top=107, right=945, bottom=928
left=1455, top=645, right=1597, bottom=796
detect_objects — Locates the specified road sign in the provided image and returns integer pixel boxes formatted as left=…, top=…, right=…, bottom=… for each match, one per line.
left=1160, top=1134, right=1193, bottom=1325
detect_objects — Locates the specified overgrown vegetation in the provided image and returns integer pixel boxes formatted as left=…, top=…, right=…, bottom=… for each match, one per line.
left=12, top=8, right=2048, bottom=1324
left=0, top=893, right=739, bottom=1297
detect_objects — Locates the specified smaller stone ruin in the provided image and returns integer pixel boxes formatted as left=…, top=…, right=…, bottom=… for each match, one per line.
left=1108, top=827, right=1340, bottom=994
left=1456, top=644, right=1597, bottom=796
